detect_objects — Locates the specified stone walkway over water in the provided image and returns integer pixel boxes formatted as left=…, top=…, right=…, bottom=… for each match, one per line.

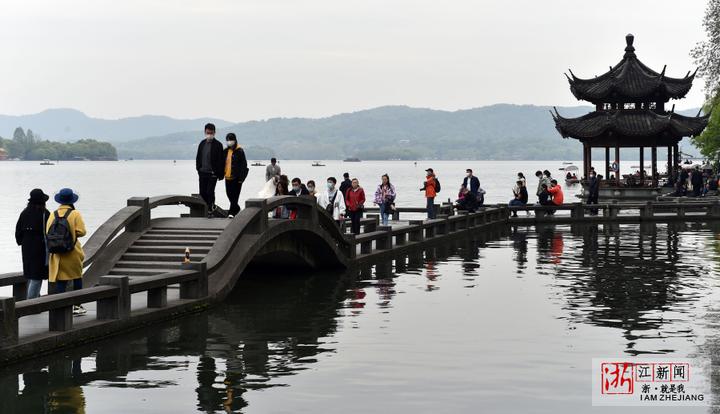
left=2, top=194, right=720, bottom=364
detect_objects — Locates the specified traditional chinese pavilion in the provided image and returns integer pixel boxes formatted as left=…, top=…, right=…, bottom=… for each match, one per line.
left=552, top=34, right=709, bottom=199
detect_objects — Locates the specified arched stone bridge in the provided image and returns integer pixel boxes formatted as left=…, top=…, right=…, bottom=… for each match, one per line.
left=3, top=193, right=720, bottom=363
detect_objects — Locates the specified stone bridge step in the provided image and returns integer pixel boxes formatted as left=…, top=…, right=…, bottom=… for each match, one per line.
left=120, top=252, right=205, bottom=262
left=139, top=234, right=219, bottom=241
left=133, top=239, right=215, bottom=247
left=145, top=228, right=223, bottom=236
left=126, top=246, right=211, bottom=254
left=109, top=268, right=169, bottom=277
left=114, top=261, right=189, bottom=270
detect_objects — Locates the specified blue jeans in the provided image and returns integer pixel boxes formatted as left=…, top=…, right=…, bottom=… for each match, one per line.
left=379, top=203, right=390, bottom=225
left=426, top=197, right=436, bottom=219
left=27, top=279, right=43, bottom=299
left=55, top=279, right=82, bottom=293
left=509, top=199, right=525, bottom=206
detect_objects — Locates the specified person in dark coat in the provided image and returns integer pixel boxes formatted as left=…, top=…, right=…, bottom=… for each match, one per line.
left=462, top=169, right=484, bottom=205
left=15, top=189, right=51, bottom=299
left=338, top=173, right=352, bottom=203
left=195, top=123, right=225, bottom=216
left=691, top=167, right=704, bottom=197
left=222, top=133, right=249, bottom=217
left=455, top=186, right=478, bottom=213
left=587, top=171, right=600, bottom=215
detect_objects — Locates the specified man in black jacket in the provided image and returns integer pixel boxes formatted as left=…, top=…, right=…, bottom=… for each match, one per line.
left=339, top=173, right=352, bottom=200
left=223, top=133, right=249, bottom=217
left=195, top=123, right=225, bottom=216
left=587, top=171, right=600, bottom=215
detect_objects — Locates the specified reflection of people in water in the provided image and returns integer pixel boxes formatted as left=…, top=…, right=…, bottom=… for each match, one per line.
left=550, top=232, right=564, bottom=264
left=425, top=260, right=439, bottom=291
left=510, top=227, right=528, bottom=273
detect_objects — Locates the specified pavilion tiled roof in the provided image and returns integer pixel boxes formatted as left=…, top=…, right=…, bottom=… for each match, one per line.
left=567, top=34, right=696, bottom=104
left=552, top=109, right=709, bottom=140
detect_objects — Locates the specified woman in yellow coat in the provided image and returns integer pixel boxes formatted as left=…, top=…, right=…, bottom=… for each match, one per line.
left=47, top=188, right=87, bottom=315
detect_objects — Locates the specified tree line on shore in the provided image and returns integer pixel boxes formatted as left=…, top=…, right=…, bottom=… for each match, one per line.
left=0, top=127, right=117, bottom=161
left=691, top=0, right=720, bottom=159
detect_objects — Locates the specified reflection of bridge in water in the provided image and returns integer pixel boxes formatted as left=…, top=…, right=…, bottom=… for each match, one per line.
left=1, top=222, right=719, bottom=411
left=2, top=195, right=720, bottom=364
left=0, top=194, right=507, bottom=363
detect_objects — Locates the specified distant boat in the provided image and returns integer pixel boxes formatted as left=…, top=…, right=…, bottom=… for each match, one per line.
left=40, top=159, right=55, bottom=166
left=312, top=161, right=325, bottom=167
left=343, top=157, right=361, bottom=162
left=251, top=162, right=265, bottom=167
left=563, top=164, right=580, bottom=185
left=562, top=161, right=574, bottom=165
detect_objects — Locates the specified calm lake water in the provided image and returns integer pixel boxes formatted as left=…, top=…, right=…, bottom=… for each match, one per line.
left=2, top=161, right=718, bottom=413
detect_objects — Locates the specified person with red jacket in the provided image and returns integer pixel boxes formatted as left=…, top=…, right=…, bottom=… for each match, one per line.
left=547, top=179, right=564, bottom=206
left=345, top=178, right=366, bottom=234
left=422, top=168, right=438, bottom=219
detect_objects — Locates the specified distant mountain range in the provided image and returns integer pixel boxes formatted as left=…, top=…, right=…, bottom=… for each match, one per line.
left=0, top=105, right=703, bottom=160
left=0, top=108, right=232, bottom=143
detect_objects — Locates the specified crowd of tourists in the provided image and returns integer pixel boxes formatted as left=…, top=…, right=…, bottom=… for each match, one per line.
left=670, top=165, right=720, bottom=197
left=10, top=122, right=602, bottom=306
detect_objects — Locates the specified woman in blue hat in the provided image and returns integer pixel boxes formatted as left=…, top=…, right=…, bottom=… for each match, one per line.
left=14, top=189, right=51, bottom=299
left=46, top=188, right=87, bottom=315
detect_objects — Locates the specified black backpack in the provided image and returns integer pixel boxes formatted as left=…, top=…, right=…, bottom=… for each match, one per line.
left=46, top=209, right=76, bottom=254
left=434, top=178, right=441, bottom=193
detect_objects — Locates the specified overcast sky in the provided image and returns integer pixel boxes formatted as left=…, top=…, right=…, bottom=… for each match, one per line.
left=0, top=0, right=709, bottom=122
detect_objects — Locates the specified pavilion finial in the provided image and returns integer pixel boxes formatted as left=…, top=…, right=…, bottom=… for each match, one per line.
left=624, top=33, right=636, bottom=57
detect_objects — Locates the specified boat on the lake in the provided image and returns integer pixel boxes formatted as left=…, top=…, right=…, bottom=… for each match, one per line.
left=563, top=164, right=580, bottom=185
left=39, top=159, right=55, bottom=166
left=251, top=162, right=265, bottom=167
left=312, top=161, right=325, bottom=167
left=343, top=157, right=361, bottom=162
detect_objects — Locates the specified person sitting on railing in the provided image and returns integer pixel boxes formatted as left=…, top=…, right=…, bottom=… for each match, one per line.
left=535, top=170, right=551, bottom=203
left=538, top=184, right=553, bottom=214
left=47, top=188, right=87, bottom=315
left=15, top=189, right=51, bottom=299
left=455, top=186, right=478, bottom=213
left=547, top=179, right=564, bottom=206
left=508, top=180, right=528, bottom=217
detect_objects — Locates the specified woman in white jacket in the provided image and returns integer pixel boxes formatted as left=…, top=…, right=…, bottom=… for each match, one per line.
left=316, top=176, right=346, bottom=222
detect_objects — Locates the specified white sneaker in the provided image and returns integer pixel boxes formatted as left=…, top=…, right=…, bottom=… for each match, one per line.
left=73, top=305, right=87, bottom=316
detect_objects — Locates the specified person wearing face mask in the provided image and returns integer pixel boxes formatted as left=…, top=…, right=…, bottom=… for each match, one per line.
left=195, top=123, right=225, bottom=217
left=306, top=180, right=317, bottom=198
left=286, top=177, right=310, bottom=220
left=290, top=178, right=310, bottom=196
left=223, top=133, right=249, bottom=217
left=586, top=170, right=600, bottom=215
left=316, top=177, right=345, bottom=224
left=462, top=169, right=483, bottom=204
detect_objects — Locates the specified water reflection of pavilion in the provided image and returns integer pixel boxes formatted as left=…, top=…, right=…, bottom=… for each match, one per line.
left=514, top=223, right=715, bottom=355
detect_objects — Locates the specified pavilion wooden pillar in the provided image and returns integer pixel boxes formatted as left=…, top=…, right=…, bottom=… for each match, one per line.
left=605, top=147, right=610, bottom=180
left=672, top=143, right=679, bottom=176
left=667, top=145, right=673, bottom=183
left=651, top=146, right=658, bottom=187
left=582, top=143, right=591, bottom=179
left=615, top=145, right=621, bottom=186
left=639, top=147, right=644, bottom=183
